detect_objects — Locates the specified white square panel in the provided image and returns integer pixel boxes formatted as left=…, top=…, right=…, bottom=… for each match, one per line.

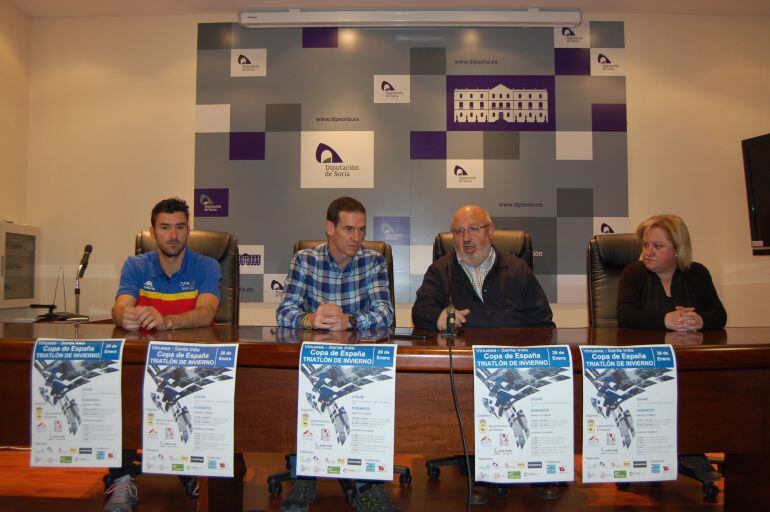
left=409, top=245, right=434, bottom=277
left=556, top=274, right=586, bottom=304
left=196, top=104, right=230, bottom=133
left=556, top=131, right=593, bottom=161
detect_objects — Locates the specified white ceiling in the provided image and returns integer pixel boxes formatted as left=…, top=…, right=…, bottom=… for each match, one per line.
left=10, top=0, right=770, bottom=19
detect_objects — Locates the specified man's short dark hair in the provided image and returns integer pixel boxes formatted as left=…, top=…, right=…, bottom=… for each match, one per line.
left=151, top=197, right=190, bottom=227
left=326, top=196, right=366, bottom=225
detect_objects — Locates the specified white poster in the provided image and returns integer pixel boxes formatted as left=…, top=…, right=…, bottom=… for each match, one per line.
left=447, top=160, right=484, bottom=189
left=553, top=25, right=590, bottom=48
left=374, top=75, right=411, bottom=103
left=238, top=244, right=264, bottom=275
left=580, top=345, right=678, bottom=483
left=473, top=345, right=574, bottom=484
left=30, top=339, right=125, bottom=467
left=262, top=273, right=287, bottom=303
left=590, top=48, right=626, bottom=76
left=231, top=48, right=267, bottom=77
left=296, top=342, right=397, bottom=481
left=142, top=342, right=239, bottom=477
left=300, top=131, right=375, bottom=189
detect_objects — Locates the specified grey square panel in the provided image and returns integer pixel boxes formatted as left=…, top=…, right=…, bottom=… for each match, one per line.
left=557, top=217, right=592, bottom=274
left=484, top=131, right=520, bottom=160
left=240, top=275, right=263, bottom=302
left=492, top=216, right=557, bottom=275
left=409, top=75, right=447, bottom=131
left=447, top=131, right=483, bottom=159
left=266, top=103, right=302, bottom=132
left=590, top=22, right=625, bottom=49
left=557, top=188, right=593, bottom=217
left=198, top=23, right=233, bottom=50
left=411, top=47, right=447, bottom=75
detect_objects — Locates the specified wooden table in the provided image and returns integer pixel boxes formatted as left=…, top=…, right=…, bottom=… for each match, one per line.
left=1, top=323, right=768, bottom=510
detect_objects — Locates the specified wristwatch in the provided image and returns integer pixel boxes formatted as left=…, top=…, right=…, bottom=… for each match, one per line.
left=348, top=314, right=358, bottom=330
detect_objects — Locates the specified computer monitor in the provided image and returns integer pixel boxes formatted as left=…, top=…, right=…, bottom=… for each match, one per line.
left=0, top=222, right=40, bottom=308
left=742, top=133, right=770, bottom=256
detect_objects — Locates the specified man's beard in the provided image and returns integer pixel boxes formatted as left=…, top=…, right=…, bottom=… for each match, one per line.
left=159, top=242, right=185, bottom=258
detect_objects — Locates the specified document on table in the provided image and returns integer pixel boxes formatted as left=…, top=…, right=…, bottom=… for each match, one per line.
left=30, top=338, right=125, bottom=467
left=296, top=342, right=397, bottom=481
left=141, top=341, right=239, bottom=477
left=473, top=345, right=574, bottom=484
left=580, top=345, right=678, bottom=483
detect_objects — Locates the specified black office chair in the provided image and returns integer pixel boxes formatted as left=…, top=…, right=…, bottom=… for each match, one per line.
left=135, top=229, right=240, bottom=324
left=587, top=233, right=721, bottom=501
left=433, top=229, right=533, bottom=269
left=267, top=240, right=410, bottom=503
left=587, top=233, right=640, bottom=328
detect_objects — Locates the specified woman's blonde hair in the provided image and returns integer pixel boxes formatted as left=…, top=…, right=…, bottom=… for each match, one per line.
left=636, top=214, right=692, bottom=270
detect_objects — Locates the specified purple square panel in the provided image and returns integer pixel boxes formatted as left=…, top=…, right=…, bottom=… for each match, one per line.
left=229, top=132, right=265, bottom=160
left=302, top=28, right=338, bottom=48
left=410, top=131, right=447, bottom=160
left=194, top=188, right=229, bottom=217
left=592, top=104, right=627, bottom=132
left=554, top=48, right=591, bottom=76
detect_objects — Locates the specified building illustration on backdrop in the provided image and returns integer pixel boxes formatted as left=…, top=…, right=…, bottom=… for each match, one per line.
left=453, top=85, right=548, bottom=123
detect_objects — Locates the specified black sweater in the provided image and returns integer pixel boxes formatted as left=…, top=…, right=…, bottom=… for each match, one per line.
left=411, top=248, right=555, bottom=330
left=617, top=260, right=727, bottom=330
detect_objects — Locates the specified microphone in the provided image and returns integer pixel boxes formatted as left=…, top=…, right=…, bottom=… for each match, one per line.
left=77, top=244, right=93, bottom=278
left=445, top=305, right=456, bottom=337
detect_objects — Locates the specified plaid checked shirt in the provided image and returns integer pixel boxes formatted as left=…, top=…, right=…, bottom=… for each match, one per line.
left=276, top=244, right=394, bottom=329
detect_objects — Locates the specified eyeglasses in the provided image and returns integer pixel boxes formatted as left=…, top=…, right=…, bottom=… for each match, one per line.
left=451, top=224, right=490, bottom=236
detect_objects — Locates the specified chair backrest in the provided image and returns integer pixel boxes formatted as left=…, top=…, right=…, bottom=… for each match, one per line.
left=135, top=230, right=240, bottom=325
left=587, top=233, right=641, bottom=328
left=293, top=240, right=395, bottom=310
left=433, top=229, right=534, bottom=270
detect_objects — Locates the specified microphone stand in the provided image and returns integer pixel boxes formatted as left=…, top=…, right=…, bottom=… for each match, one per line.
left=68, top=265, right=90, bottom=322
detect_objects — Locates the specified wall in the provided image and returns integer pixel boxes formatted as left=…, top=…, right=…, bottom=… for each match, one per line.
left=27, top=15, right=204, bottom=314
left=0, top=0, right=31, bottom=224
left=24, top=12, right=770, bottom=326
left=623, top=14, right=770, bottom=327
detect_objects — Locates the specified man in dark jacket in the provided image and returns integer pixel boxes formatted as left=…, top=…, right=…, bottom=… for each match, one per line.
left=412, top=205, right=554, bottom=330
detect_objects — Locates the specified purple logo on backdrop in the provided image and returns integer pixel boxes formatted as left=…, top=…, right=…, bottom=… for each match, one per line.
left=454, top=165, right=468, bottom=176
left=597, top=54, right=611, bottom=64
left=194, top=188, right=229, bottom=217
left=373, top=217, right=410, bottom=246
left=381, top=81, right=395, bottom=91
left=271, top=280, right=284, bottom=291
left=561, top=27, right=575, bottom=36
left=315, top=143, right=343, bottom=164
left=446, top=75, right=555, bottom=132
left=600, top=223, right=615, bottom=234
left=237, top=55, right=251, bottom=64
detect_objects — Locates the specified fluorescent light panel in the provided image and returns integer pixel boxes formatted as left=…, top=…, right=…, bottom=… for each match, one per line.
left=240, top=9, right=581, bottom=28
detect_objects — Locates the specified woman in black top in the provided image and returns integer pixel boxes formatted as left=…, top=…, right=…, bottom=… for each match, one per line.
left=617, top=214, right=727, bottom=331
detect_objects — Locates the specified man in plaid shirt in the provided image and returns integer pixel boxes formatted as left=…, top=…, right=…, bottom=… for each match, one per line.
left=276, top=196, right=398, bottom=512
left=277, top=196, right=394, bottom=331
